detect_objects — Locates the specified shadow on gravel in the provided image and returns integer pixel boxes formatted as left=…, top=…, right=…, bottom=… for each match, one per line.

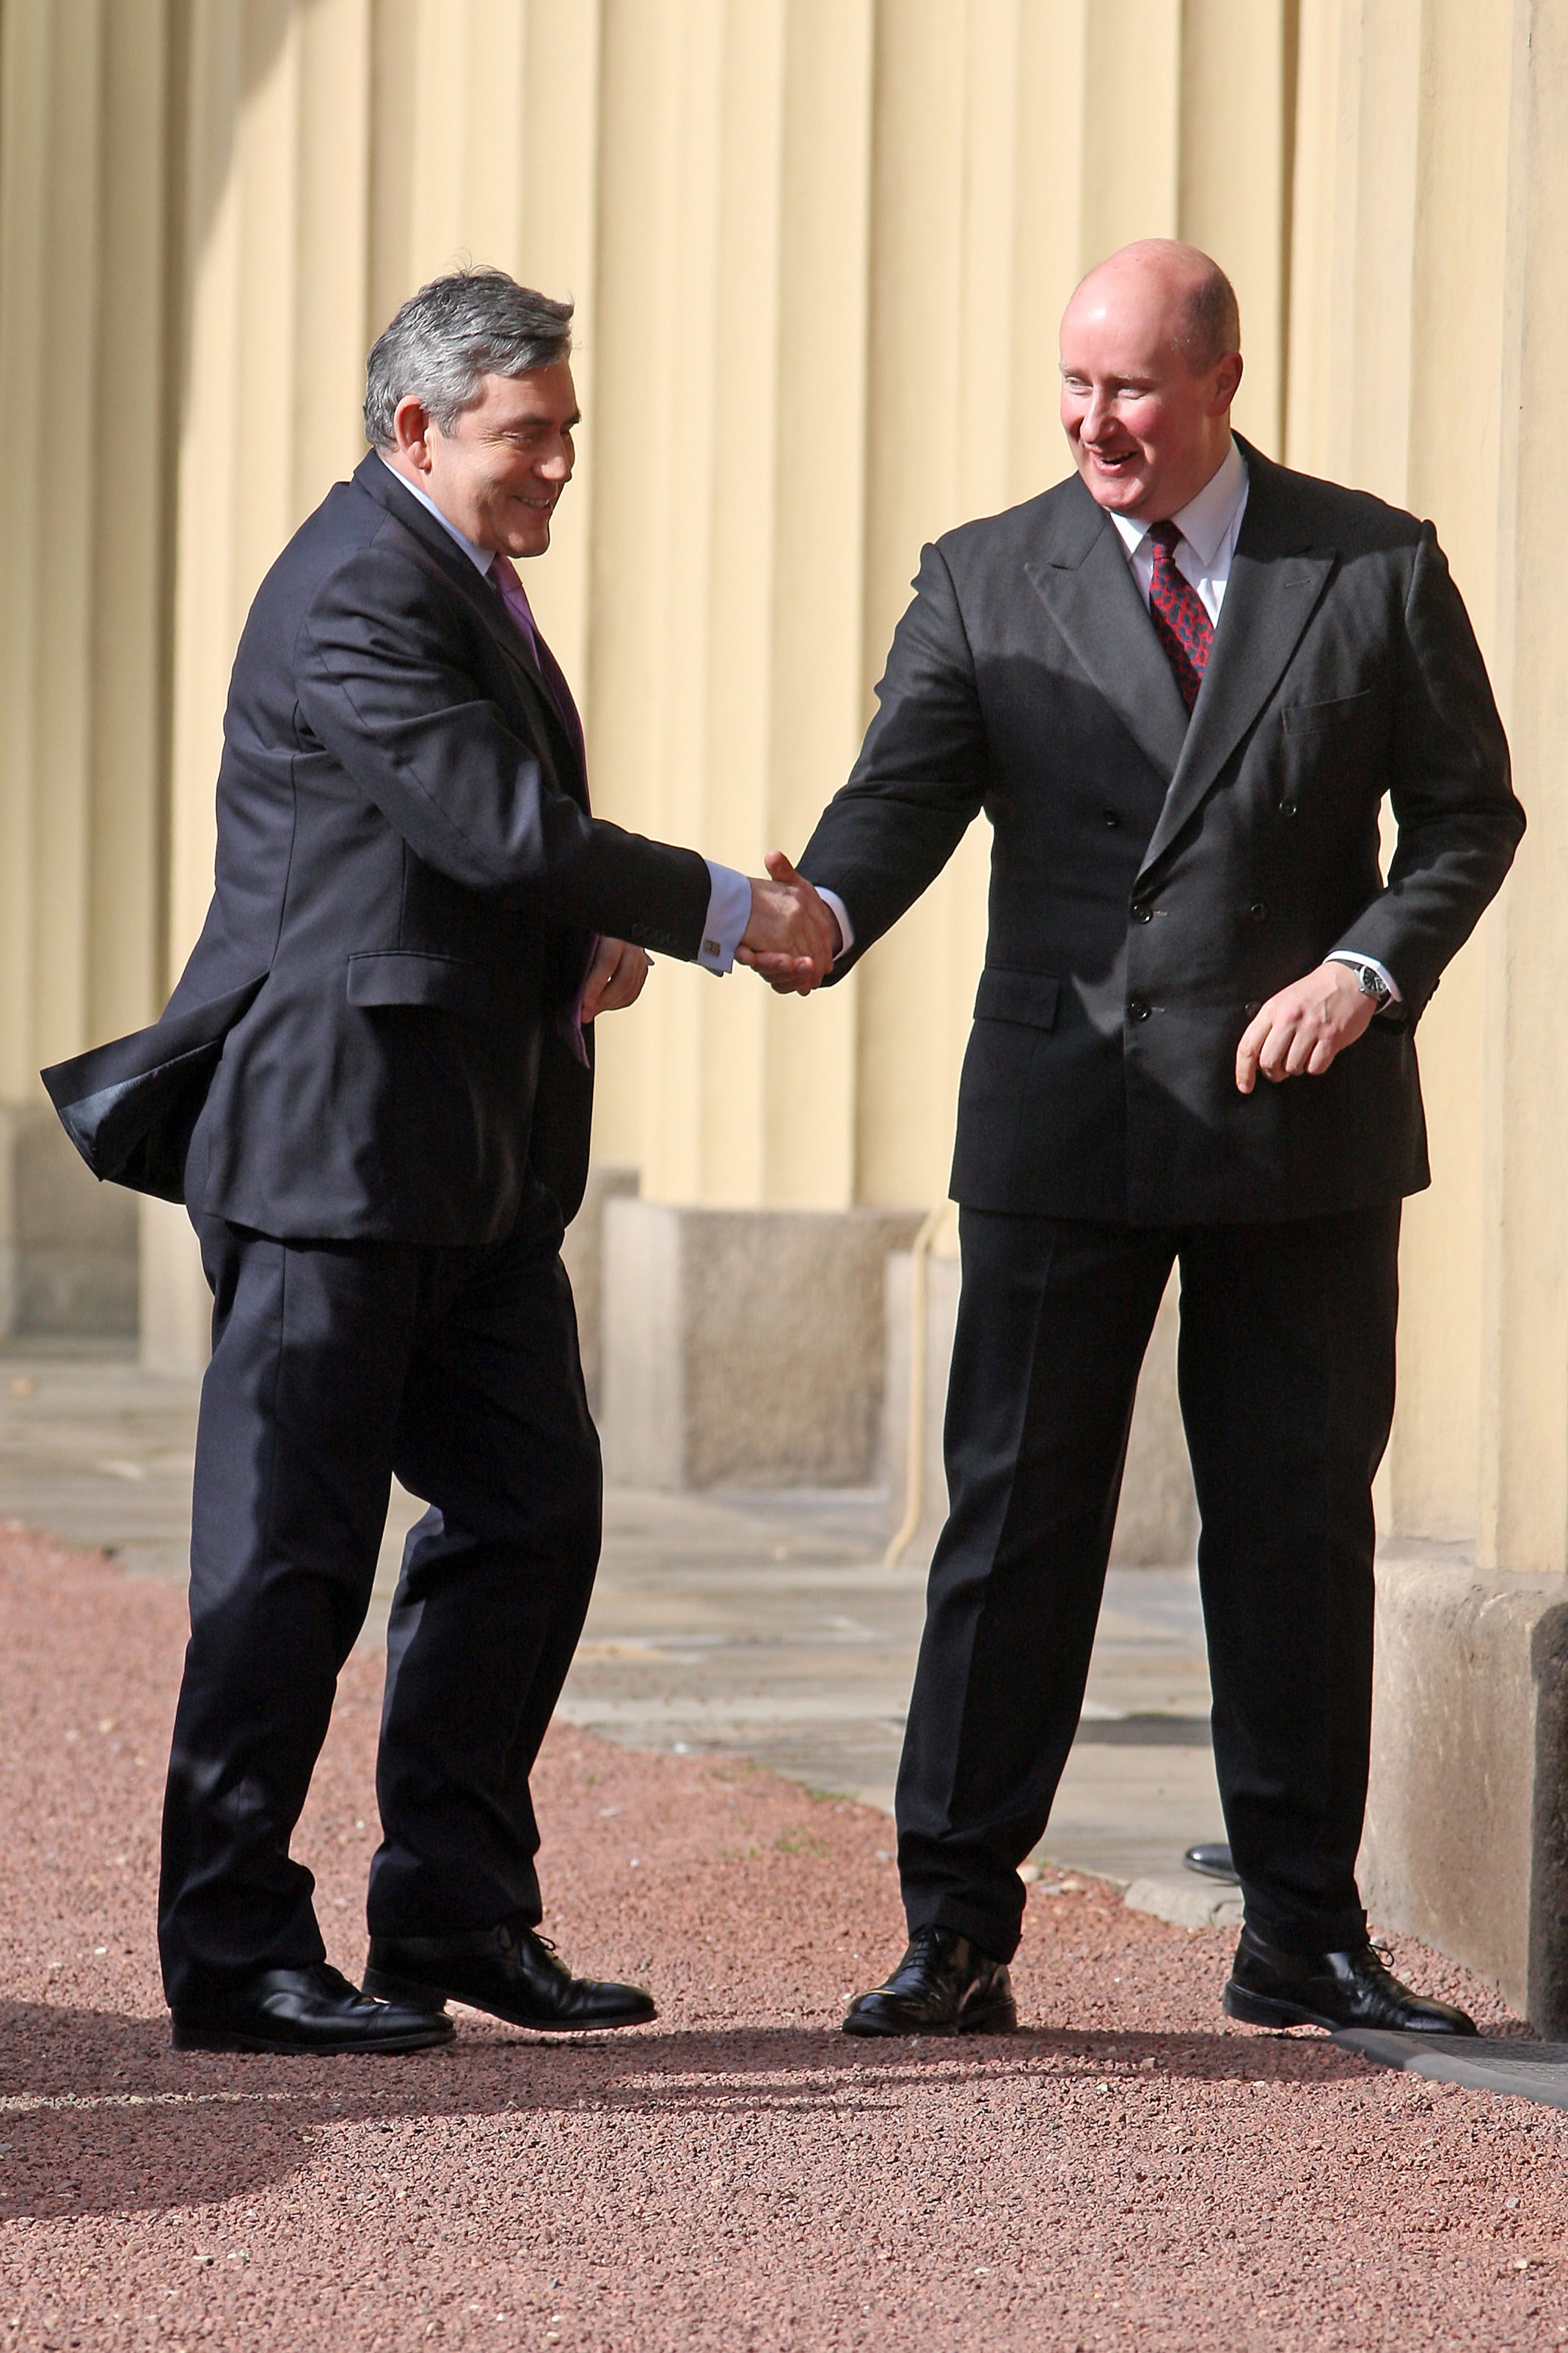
left=0, top=2002, right=1382, bottom=2222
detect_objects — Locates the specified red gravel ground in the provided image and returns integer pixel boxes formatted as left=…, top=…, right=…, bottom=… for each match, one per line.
left=0, top=1524, right=1562, bottom=2352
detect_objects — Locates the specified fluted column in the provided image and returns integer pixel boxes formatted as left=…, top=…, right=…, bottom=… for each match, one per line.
left=0, top=0, right=172, bottom=1336
left=1284, top=0, right=1521, bottom=1551
left=1476, top=0, right=1568, bottom=1578
left=587, top=0, right=873, bottom=1210
left=167, top=0, right=374, bottom=973
left=0, top=0, right=173, bottom=1093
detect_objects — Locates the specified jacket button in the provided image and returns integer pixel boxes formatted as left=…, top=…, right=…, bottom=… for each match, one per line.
left=1131, top=902, right=1153, bottom=923
left=1249, top=901, right=1267, bottom=923
left=1127, top=997, right=1151, bottom=1022
left=1102, top=809, right=1121, bottom=828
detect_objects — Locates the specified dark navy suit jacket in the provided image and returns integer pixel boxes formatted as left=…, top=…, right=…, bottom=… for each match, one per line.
left=801, top=440, right=1524, bottom=1225
left=45, top=454, right=710, bottom=1239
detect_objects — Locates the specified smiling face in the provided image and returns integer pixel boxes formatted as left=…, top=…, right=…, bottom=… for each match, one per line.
left=390, top=363, right=578, bottom=558
left=1059, top=247, right=1241, bottom=524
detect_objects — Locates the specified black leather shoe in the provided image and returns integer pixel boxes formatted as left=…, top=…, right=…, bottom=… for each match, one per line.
left=362, top=1918, right=657, bottom=2032
left=1184, top=1842, right=1240, bottom=1885
left=170, top=1962, right=454, bottom=2055
left=842, top=1925, right=1016, bottom=2038
left=1223, top=1924, right=1477, bottom=2035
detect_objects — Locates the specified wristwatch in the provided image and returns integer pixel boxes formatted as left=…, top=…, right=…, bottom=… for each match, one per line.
left=1336, top=956, right=1393, bottom=1009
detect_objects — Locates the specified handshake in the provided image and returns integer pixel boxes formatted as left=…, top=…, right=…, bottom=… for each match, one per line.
left=737, top=851, right=841, bottom=994
left=580, top=852, right=839, bottom=1022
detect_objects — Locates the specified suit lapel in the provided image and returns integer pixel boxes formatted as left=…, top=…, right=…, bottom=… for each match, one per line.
left=351, top=454, right=589, bottom=807
left=1025, top=489, right=1191, bottom=786
left=1137, top=449, right=1335, bottom=878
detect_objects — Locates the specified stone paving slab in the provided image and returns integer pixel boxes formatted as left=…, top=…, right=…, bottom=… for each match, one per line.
left=1338, top=2029, right=1568, bottom=2109
left=0, top=1348, right=1223, bottom=1887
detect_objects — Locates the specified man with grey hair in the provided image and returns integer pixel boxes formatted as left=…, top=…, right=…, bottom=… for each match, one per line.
left=45, top=266, right=836, bottom=2055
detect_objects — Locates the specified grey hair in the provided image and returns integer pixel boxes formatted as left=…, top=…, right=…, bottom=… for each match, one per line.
left=363, top=266, right=574, bottom=448
left=1182, top=261, right=1241, bottom=370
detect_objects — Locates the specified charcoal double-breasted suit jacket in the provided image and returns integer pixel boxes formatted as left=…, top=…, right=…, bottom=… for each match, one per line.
left=45, top=454, right=712, bottom=1237
left=801, top=438, right=1523, bottom=1225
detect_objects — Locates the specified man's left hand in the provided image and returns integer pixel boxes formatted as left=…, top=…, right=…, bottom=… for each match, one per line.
left=580, top=937, right=649, bottom=1020
left=1236, top=961, right=1376, bottom=1094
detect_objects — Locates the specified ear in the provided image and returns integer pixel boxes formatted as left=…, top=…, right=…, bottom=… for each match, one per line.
left=392, top=394, right=436, bottom=471
left=1211, top=350, right=1244, bottom=413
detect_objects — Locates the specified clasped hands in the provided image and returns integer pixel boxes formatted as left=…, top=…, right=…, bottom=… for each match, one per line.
left=577, top=851, right=837, bottom=1028
left=737, top=851, right=839, bottom=992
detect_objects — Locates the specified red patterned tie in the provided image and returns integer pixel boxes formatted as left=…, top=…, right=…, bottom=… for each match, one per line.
left=1145, top=519, right=1212, bottom=713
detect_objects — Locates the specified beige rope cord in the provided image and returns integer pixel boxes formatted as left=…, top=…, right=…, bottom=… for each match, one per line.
left=883, top=1199, right=954, bottom=1568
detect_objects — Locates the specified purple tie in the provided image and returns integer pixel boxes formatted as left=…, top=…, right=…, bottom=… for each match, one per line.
left=489, top=551, right=588, bottom=777
left=489, top=551, right=597, bottom=1067
left=1145, top=520, right=1213, bottom=713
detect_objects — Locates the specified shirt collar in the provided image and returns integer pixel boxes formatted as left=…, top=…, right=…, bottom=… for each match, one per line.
left=1107, top=436, right=1247, bottom=567
left=377, top=451, right=495, bottom=575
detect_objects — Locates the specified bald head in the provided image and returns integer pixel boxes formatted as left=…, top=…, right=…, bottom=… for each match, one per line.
left=1059, top=240, right=1244, bottom=523
left=1071, top=240, right=1240, bottom=370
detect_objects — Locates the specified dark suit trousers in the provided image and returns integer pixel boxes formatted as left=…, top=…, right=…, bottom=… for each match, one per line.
left=897, top=1203, right=1401, bottom=1964
left=157, top=1185, right=600, bottom=2008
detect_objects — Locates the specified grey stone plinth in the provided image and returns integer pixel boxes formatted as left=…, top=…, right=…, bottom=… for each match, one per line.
left=560, top=1164, right=638, bottom=1415
left=600, top=1199, right=922, bottom=1488
left=882, top=1247, right=1197, bottom=1567
left=1360, top=1550, right=1568, bottom=2036
left=138, top=1195, right=211, bottom=1375
left=0, top=1100, right=136, bottom=1339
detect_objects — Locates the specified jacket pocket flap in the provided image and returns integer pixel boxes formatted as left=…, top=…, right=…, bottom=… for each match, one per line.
left=346, top=952, right=489, bottom=1015
left=974, top=968, right=1061, bottom=1028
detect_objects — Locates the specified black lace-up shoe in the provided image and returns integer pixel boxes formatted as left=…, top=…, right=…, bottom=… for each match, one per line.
left=171, top=1963, right=454, bottom=2055
left=363, top=1918, right=656, bottom=2032
left=842, top=1925, right=1016, bottom=2038
left=1223, top=1924, right=1478, bottom=2035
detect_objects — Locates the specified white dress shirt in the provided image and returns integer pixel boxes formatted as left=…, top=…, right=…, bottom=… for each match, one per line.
left=379, top=456, right=754, bottom=974
left=1106, top=439, right=1399, bottom=1005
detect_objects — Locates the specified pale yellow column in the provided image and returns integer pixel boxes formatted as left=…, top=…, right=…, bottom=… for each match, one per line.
left=588, top=0, right=874, bottom=1211
left=1286, top=0, right=1516, bottom=1548
left=168, top=0, right=374, bottom=974
left=150, top=0, right=375, bottom=1367
left=0, top=0, right=178, bottom=1342
left=1178, top=0, right=1292, bottom=454
left=1476, top=0, right=1568, bottom=1578
left=1389, top=0, right=1513, bottom=1545
left=854, top=0, right=987, bottom=1212
left=752, top=0, right=875, bottom=1208
left=0, top=0, right=173, bottom=1094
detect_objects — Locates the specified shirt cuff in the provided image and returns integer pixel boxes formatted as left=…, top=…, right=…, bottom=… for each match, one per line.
left=1327, top=951, right=1402, bottom=1003
left=696, top=861, right=753, bottom=975
left=816, top=887, right=853, bottom=961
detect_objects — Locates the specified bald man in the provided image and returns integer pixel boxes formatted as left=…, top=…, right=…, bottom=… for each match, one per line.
left=785, top=241, right=1522, bottom=2038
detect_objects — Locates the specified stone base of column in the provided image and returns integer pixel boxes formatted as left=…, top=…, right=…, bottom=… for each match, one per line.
left=560, top=1164, right=639, bottom=1416
left=137, top=1196, right=211, bottom=1375
left=0, top=1101, right=136, bottom=1341
left=600, top=1199, right=923, bottom=1488
left=1360, top=1550, right=1568, bottom=2035
left=882, top=1250, right=1197, bottom=1567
